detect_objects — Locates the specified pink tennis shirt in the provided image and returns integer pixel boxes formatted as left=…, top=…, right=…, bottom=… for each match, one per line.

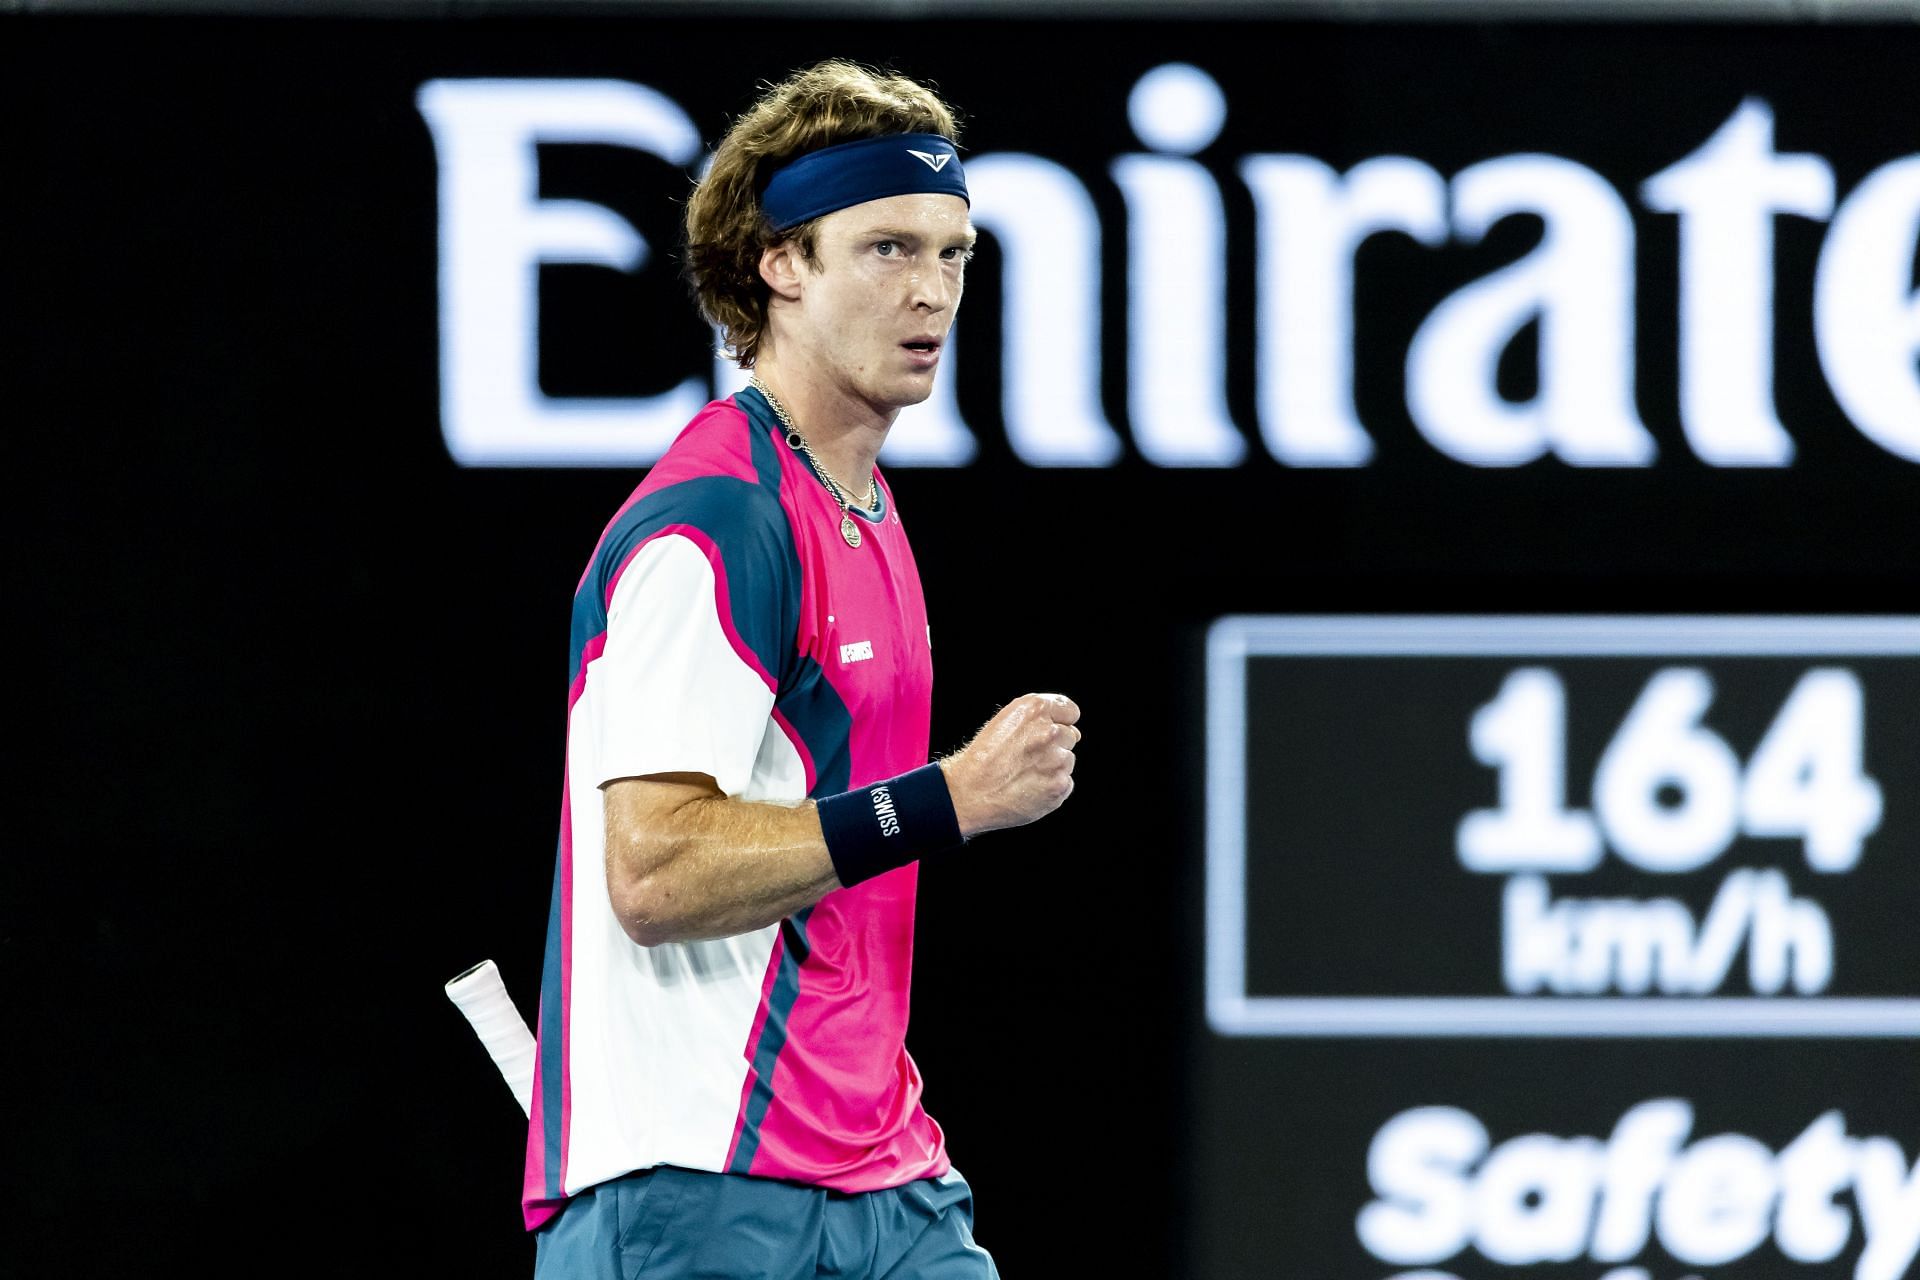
left=522, top=385, right=950, bottom=1230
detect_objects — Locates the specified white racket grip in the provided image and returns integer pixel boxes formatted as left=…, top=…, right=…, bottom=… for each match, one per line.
left=446, top=959, right=537, bottom=1117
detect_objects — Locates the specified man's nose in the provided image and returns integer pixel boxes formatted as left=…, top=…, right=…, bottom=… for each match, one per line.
left=908, top=263, right=953, bottom=313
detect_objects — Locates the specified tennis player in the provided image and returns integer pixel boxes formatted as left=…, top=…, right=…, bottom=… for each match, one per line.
left=522, top=60, right=1081, bottom=1278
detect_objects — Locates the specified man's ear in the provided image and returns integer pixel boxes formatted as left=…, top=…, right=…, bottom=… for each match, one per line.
left=759, top=241, right=805, bottom=303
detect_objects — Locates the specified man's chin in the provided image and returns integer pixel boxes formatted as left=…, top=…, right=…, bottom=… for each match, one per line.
left=881, top=373, right=937, bottom=410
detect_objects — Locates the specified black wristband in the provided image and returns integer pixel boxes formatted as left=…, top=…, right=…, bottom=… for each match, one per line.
left=816, top=763, right=966, bottom=887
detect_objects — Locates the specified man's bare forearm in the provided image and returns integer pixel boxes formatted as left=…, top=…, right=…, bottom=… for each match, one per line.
left=605, top=773, right=842, bottom=946
left=603, top=694, right=1079, bottom=948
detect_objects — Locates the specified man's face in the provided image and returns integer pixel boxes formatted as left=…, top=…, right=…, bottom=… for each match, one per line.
left=787, top=192, right=975, bottom=415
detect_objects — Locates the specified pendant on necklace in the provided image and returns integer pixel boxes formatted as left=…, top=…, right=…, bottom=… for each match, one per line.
left=841, top=513, right=863, bottom=549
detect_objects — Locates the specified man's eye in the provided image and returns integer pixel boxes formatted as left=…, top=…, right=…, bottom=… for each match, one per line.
left=876, top=241, right=897, bottom=255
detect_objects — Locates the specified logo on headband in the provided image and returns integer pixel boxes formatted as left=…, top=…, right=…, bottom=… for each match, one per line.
left=906, top=149, right=952, bottom=172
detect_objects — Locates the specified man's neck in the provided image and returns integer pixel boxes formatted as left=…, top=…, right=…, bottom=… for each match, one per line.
left=751, top=353, right=893, bottom=502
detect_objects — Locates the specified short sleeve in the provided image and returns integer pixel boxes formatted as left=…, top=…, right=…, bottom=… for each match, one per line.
left=585, top=522, right=788, bottom=798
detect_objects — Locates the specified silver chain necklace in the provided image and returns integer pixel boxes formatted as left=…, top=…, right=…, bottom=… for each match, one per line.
left=749, top=376, right=878, bottom=549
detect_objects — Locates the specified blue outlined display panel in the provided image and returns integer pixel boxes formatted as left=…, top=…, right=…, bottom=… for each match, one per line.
left=1205, top=616, right=1920, bottom=1038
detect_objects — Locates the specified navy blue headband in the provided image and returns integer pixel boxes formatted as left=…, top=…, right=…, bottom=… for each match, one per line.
left=760, top=132, right=969, bottom=233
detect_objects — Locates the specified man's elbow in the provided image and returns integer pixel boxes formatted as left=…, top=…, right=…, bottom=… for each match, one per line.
left=604, top=775, right=717, bottom=947
left=606, top=834, right=684, bottom=948
left=611, top=875, right=684, bottom=947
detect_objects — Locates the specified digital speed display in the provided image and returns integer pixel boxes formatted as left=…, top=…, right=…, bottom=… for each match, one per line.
left=1206, top=616, right=1920, bottom=1036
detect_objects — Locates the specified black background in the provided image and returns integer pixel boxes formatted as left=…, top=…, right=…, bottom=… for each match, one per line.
left=8, top=14, right=1919, bottom=1278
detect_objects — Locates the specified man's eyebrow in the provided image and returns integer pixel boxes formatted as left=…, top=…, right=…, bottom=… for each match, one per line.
left=862, top=227, right=980, bottom=249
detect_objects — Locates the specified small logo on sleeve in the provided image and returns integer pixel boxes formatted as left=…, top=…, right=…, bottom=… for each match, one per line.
left=870, top=785, right=900, bottom=837
left=840, top=640, right=874, bottom=664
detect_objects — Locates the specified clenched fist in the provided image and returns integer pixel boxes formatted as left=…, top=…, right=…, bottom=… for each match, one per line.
left=938, top=693, right=1082, bottom=839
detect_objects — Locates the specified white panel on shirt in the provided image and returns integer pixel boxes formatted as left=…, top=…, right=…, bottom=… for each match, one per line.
left=588, top=534, right=779, bottom=797
left=565, top=533, right=810, bottom=1192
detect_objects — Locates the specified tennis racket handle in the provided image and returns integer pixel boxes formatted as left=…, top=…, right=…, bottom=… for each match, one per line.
left=446, top=959, right=536, bottom=1117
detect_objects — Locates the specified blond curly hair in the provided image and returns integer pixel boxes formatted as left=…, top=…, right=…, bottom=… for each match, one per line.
left=682, top=60, right=963, bottom=369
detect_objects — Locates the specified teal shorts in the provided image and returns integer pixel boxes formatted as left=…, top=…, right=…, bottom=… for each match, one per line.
left=532, top=1164, right=999, bottom=1279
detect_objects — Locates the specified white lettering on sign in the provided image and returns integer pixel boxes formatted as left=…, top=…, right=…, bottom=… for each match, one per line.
left=1458, top=665, right=1878, bottom=999
left=415, top=79, right=708, bottom=466
left=1113, top=64, right=1246, bottom=467
left=418, top=77, right=1920, bottom=469
left=1241, top=153, right=1446, bottom=467
left=1357, top=1102, right=1920, bottom=1279
left=1502, top=870, right=1833, bottom=997
left=1406, top=155, right=1654, bottom=467
left=967, top=153, right=1119, bottom=466
left=1640, top=99, right=1834, bottom=467
left=1459, top=666, right=1882, bottom=880
left=1815, top=155, right=1920, bottom=463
